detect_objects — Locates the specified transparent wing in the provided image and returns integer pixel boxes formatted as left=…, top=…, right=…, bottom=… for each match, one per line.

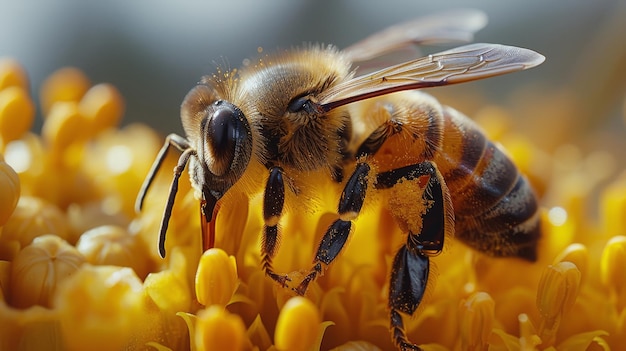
left=319, top=43, right=545, bottom=111
left=344, top=9, right=488, bottom=63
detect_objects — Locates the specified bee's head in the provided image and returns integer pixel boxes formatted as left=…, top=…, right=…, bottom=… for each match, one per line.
left=180, top=83, right=252, bottom=201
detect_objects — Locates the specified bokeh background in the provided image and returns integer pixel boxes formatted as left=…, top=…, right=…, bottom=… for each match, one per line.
left=1, top=0, right=625, bottom=156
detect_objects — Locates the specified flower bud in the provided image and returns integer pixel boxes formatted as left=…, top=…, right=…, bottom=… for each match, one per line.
left=0, top=160, right=19, bottom=226
left=459, top=292, right=495, bottom=351
left=195, top=305, right=247, bottom=351
left=78, top=83, right=124, bottom=136
left=42, top=101, right=89, bottom=152
left=39, top=67, right=89, bottom=116
left=536, top=261, right=581, bottom=346
left=0, top=86, right=35, bottom=144
left=600, top=236, right=626, bottom=304
left=274, top=296, right=321, bottom=351
left=10, top=235, right=85, bottom=308
left=76, top=225, right=150, bottom=278
left=0, top=58, right=29, bottom=90
left=1, top=196, right=69, bottom=249
left=195, top=248, right=238, bottom=306
left=54, top=265, right=144, bottom=351
left=552, top=243, right=589, bottom=283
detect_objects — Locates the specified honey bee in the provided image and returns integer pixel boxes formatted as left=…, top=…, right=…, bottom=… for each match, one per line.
left=136, top=9, right=544, bottom=350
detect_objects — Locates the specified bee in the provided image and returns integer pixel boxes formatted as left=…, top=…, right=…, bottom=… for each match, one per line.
left=136, top=9, right=544, bottom=350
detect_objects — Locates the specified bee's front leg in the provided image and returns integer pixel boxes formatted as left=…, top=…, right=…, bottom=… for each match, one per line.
left=135, top=133, right=196, bottom=259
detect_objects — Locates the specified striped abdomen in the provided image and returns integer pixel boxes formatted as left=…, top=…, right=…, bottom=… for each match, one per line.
left=433, top=106, right=541, bottom=261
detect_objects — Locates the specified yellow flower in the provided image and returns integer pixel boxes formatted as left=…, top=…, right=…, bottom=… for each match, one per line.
left=1, top=56, right=625, bottom=351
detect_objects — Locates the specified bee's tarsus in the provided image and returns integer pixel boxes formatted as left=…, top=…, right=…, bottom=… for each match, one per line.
left=294, top=262, right=322, bottom=296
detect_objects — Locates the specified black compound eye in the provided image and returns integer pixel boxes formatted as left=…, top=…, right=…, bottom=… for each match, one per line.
left=287, top=95, right=322, bottom=114
left=287, top=96, right=309, bottom=113
left=209, top=107, right=239, bottom=155
left=205, top=101, right=250, bottom=177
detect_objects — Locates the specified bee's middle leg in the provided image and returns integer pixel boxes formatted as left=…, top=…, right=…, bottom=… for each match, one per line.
left=261, top=166, right=291, bottom=286
left=294, top=162, right=371, bottom=295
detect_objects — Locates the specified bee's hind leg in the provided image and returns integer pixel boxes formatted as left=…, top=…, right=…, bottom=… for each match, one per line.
left=377, top=161, right=452, bottom=350
left=389, top=246, right=429, bottom=351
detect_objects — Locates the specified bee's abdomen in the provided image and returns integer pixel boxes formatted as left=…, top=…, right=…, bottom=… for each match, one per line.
left=436, top=107, right=541, bottom=261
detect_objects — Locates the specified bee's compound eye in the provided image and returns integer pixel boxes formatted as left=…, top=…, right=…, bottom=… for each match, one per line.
left=287, top=96, right=310, bottom=113
left=205, top=102, right=250, bottom=177
left=209, top=107, right=238, bottom=155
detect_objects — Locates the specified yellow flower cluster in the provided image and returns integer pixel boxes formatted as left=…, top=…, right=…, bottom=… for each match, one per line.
left=1, top=59, right=625, bottom=351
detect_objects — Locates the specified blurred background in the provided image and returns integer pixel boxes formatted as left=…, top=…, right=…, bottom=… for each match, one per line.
left=1, top=0, right=625, bottom=156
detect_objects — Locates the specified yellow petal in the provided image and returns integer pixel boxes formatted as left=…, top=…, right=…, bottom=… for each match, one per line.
left=144, top=268, right=191, bottom=313
left=518, top=313, right=541, bottom=351
left=246, top=314, right=273, bottom=351
left=490, top=328, right=521, bottom=351
left=195, top=248, right=238, bottom=306
left=195, top=305, right=247, bottom=351
left=555, top=330, right=610, bottom=351
left=330, top=341, right=382, bottom=351
left=275, top=296, right=321, bottom=351
left=600, top=176, right=626, bottom=237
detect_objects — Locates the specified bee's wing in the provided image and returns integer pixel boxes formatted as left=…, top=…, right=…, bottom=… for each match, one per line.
left=319, top=43, right=545, bottom=111
left=344, top=9, right=488, bottom=63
